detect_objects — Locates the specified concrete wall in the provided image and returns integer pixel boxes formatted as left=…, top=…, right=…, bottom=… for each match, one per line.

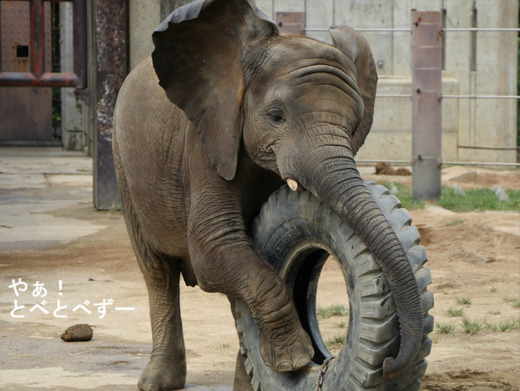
left=128, top=0, right=518, bottom=163
left=129, top=0, right=194, bottom=70
left=129, top=0, right=160, bottom=70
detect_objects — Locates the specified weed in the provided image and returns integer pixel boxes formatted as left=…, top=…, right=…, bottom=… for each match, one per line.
left=335, top=321, right=347, bottom=329
left=217, top=343, right=230, bottom=349
left=382, top=182, right=425, bottom=210
left=486, top=320, right=519, bottom=332
left=326, top=335, right=346, bottom=348
left=462, top=317, right=483, bottom=334
left=445, top=219, right=467, bottom=227
left=489, top=286, right=497, bottom=293
left=456, top=297, right=472, bottom=305
left=503, top=298, right=520, bottom=308
left=108, top=202, right=122, bottom=213
left=435, top=322, right=457, bottom=334
left=317, top=304, right=348, bottom=319
left=379, top=183, right=520, bottom=211
left=438, top=187, right=520, bottom=212
left=448, top=307, right=464, bottom=317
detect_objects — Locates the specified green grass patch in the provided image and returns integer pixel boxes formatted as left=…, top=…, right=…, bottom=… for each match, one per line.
left=436, top=322, right=457, bottom=334
left=456, top=297, right=472, bottom=306
left=462, top=317, right=483, bottom=334
left=503, top=298, right=520, bottom=308
left=448, top=307, right=464, bottom=317
left=379, top=183, right=520, bottom=211
left=326, top=335, right=346, bottom=348
left=445, top=219, right=467, bottom=227
left=485, top=319, right=520, bottom=332
left=437, top=187, right=520, bottom=212
left=382, top=182, right=425, bottom=209
left=317, top=304, right=348, bottom=319
left=335, top=321, right=347, bottom=329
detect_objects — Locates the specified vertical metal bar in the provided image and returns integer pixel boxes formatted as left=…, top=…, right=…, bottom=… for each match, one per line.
left=470, top=2, right=477, bottom=71
left=332, top=0, right=335, bottom=28
left=73, top=0, right=87, bottom=88
left=304, top=0, right=306, bottom=28
left=30, top=0, right=45, bottom=77
left=411, top=11, right=443, bottom=200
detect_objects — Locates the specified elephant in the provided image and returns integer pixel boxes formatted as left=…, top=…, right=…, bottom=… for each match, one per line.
left=113, top=0, right=423, bottom=389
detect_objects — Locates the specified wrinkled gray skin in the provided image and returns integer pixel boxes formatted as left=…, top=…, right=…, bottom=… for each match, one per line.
left=113, top=0, right=423, bottom=390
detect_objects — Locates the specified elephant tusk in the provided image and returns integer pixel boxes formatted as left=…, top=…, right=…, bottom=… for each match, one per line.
left=287, top=179, right=299, bottom=191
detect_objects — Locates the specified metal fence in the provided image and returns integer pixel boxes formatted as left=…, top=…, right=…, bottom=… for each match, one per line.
left=304, top=25, right=520, bottom=168
left=265, top=0, right=519, bottom=169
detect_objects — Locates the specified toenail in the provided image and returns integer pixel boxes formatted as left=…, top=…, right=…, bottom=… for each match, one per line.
left=277, top=362, right=293, bottom=372
left=295, top=356, right=311, bottom=369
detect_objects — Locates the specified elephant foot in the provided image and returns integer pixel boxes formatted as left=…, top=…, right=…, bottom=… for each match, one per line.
left=257, top=303, right=314, bottom=372
left=138, top=355, right=186, bottom=391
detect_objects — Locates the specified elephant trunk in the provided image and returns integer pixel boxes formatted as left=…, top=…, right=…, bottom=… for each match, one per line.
left=287, top=144, right=423, bottom=379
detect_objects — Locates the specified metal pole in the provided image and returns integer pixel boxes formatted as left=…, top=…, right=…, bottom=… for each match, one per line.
left=30, top=0, right=45, bottom=78
left=411, top=11, right=443, bottom=200
left=332, top=0, right=335, bottom=28
left=73, top=0, right=87, bottom=89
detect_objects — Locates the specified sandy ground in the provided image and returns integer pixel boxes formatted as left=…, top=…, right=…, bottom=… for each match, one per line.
left=0, top=148, right=519, bottom=390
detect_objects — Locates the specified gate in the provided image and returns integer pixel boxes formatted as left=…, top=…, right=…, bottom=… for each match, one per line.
left=0, top=0, right=86, bottom=142
left=0, top=0, right=86, bottom=87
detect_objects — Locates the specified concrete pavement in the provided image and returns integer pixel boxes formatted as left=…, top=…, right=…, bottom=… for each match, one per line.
left=0, top=147, right=234, bottom=391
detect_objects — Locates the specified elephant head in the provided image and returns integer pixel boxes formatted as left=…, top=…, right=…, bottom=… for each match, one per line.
left=152, top=0, right=422, bottom=379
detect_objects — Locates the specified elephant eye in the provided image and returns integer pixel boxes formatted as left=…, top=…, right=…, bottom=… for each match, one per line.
left=267, top=108, right=286, bottom=124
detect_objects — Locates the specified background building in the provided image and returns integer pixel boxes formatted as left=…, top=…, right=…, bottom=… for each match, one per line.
left=129, top=0, right=518, bottom=164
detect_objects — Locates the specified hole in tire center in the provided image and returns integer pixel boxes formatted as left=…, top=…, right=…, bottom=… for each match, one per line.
left=291, top=248, right=349, bottom=365
left=315, top=256, right=349, bottom=358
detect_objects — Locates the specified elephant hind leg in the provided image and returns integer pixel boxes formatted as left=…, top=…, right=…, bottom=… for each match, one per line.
left=130, top=235, right=187, bottom=390
left=115, top=170, right=186, bottom=390
left=138, top=254, right=186, bottom=391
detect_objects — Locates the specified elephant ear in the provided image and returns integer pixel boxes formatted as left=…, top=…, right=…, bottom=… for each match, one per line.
left=152, top=0, right=278, bottom=180
left=330, top=26, right=378, bottom=156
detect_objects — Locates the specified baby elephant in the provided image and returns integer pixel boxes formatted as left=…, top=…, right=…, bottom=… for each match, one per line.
left=113, top=0, right=423, bottom=389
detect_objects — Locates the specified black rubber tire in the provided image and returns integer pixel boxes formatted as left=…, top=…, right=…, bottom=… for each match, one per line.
left=235, top=181, right=434, bottom=391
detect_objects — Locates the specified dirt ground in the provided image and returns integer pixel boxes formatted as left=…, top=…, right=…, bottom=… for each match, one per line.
left=365, top=166, right=520, bottom=391
left=0, top=149, right=519, bottom=390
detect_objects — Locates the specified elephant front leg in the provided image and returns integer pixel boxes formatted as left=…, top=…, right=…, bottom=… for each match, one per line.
left=247, top=265, right=314, bottom=371
left=188, top=204, right=313, bottom=373
left=138, top=255, right=186, bottom=391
